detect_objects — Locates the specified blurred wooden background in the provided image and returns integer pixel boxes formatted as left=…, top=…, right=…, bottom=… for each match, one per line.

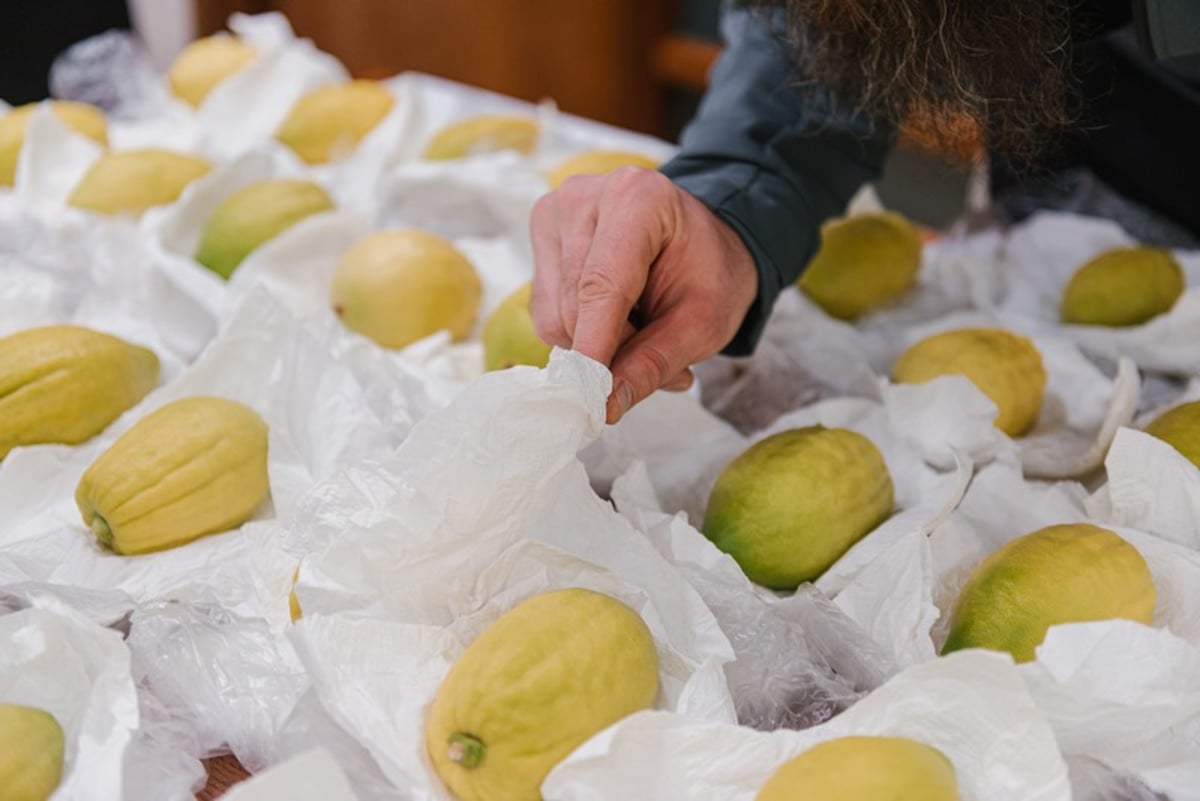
left=195, top=0, right=677, bottom=135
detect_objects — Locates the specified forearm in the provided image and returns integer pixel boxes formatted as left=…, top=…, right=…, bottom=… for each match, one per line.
left=660, top=6, right=894, bottom=355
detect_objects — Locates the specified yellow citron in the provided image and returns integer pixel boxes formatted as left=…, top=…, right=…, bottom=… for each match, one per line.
left=1061, top=246, right=1184, bottom=327
left=195, top=179, right=336, bottom=279
left=331, top=229, right=482, bottom=349
left=943, top=523, right=1156, bottom=663
left=289, top=566, right=302, bottom=622
left=893, top=327, right=1046, bottom=437
left=546, top=150, right=659, bottom=189
left=276, top=80, right=395, bottom=165
left=482, top=283, right=551, bottom=371
left=68, top=149, right=212, bottom=216
left=168, top=35, right=257, bottom=108
left=0, top=326, right=159, bottom=460
left=702, top=426, right=894, bottom=590
left=0, top=703, right=64, bottom=801
left=427, top=588, right=659, bottom=801
left=756, top=737, right=960, bottom=801
left=423, top=115, right=539, bottom=160
left=0, top=101, right=107, bottom=186
left=798, top=211, right=923, bottom=320
left=76, top=396, right=269, bottom=555
left=1144, top=400, right=1200, bottom=469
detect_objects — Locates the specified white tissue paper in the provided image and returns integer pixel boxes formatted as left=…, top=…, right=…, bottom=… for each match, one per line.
left=1020, top=622, right=1200, bottom=800
left=124, top=597, right=307, bottom=771
left=189, top=13, right=348, bottom=160
left=143, top=148, right=324, bottom=322
left=271, top=351, right=734, bottom=798
left=990, top=211, right=1200, bottom=376
left=13, top=103, right=106, bottom=209
left=544, top=650, right=1072, bottom=801
left=882, top=310, right=1140, bottom=479
left=928, top=462, right=1200, bottom=798
left=0, top=598, right=201, bottom=801
left=220, top=748, right=359, bottom=801
left=1087, top=427, right=1200, bottom=549
left=0, top=288, right=396, bottom=616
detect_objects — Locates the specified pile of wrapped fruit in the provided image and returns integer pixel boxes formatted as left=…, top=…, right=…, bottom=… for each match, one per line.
left=2, top=13, right=1199, bottom=801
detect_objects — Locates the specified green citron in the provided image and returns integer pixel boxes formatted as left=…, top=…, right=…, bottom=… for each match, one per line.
left=168, top=35, right=257, bottom=108
left=423, top=115, right=539, bottom=160
left=426, top=588, right=659, bottom=801
left=0, top=703, right=64, bottom=801
left=893, top=327, right=1046, bottom=437
left=0, top=101, right=107, bottom=186
left=75, top=396, right=269, bottom=555
left=756, top=737, right=960, bottom=801
left=702, top=426, right=894, bottom=589
left=331, top=229, right=482, bottom=349
left=798, top=211, right=923, bottom=320
left=1060, top=246, right=1184, bottom=327
left=546, top=150, right=659, bottom=189
left=482, top=283, right=551, bottom=371
left=194, top=179, right=335, bottom=279
left=1143, top=400, right=1200, bottom=469
left=0, top=326, right=159, bottom=460
left=276, top=80, right=395, bottom=165
left=943, top=523, right=1156, bottom=663
left=68, top=149, right=212, bottom=216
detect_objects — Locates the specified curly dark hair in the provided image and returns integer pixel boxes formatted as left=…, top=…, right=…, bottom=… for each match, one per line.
left=760, top=0, right=1075, bottom=161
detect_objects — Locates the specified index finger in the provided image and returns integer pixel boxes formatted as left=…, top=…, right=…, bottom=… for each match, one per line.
left=570, top=170, right=672, bottom=366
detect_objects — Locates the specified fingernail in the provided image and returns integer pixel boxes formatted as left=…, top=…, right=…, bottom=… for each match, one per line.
left=615, top=381, right=633, bottom=415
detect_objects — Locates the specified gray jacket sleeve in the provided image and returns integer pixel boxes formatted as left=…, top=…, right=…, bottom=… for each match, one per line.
left=660, top=6, right=894, bottom=355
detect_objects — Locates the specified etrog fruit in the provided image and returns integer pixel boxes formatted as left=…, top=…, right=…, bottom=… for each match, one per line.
left=0, top=101, right=107, bottom=186
left=0, top=326, right=159, bottom=460
left=276, top=80, right=395, bottom=165
left=423, top=115, right=539, bottom=160
left=482, top=283, right=551, bottom=371
left=68, top=149, right=211, bottom=216
left=798, top=211, right=923, bottom=320
left=942, top=523, right=1155, bottom=663
left=1061, top=246, right=1184, bottom=327
left=756, top=737, right=960, bottom=801
left=893, top=327, right=1046, bottom=437
left=703, top=426, right=894, bottom=589
left=426, top=588, right=659, bottom=801
left=76, top=396, right=269, bottom=554
left=331, top=229, right=482, bottom=349
left=0, top=703, right=64, bottom=801
left=195, top=178, right=335, bottom=279
left=168, top=35, right=257, bottom=108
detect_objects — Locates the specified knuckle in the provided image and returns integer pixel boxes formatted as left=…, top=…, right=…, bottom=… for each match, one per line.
left=630, top=343, right=675, bottom=388
left=576, top=269, right=625, bottom=306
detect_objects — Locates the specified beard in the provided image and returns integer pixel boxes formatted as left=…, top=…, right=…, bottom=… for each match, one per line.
left=770, top=0, right=1074, bottom=162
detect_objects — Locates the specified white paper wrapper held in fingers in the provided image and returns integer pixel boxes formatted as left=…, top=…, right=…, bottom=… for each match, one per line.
left=929, top=462, right=1200, bottom=797
left=0, top=289, right=394, bottom=616
left=0, top=598, right=202, bottom=801
left=991, top=211, right=1200, bottom=376
left=544, top=651, right=1071, bottom=801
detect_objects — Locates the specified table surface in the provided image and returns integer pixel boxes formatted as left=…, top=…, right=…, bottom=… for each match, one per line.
left=198, top=755, right=250, bottom=800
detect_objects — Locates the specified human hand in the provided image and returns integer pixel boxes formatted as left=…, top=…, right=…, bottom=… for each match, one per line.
left=529, top=167, right=758, bottom=424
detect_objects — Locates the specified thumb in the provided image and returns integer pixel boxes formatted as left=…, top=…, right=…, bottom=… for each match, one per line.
left=606, top=311, right=698, bottom=423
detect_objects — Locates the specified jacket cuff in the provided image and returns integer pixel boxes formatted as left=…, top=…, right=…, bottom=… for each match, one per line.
left=661, top=158, right=801, bottom=357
